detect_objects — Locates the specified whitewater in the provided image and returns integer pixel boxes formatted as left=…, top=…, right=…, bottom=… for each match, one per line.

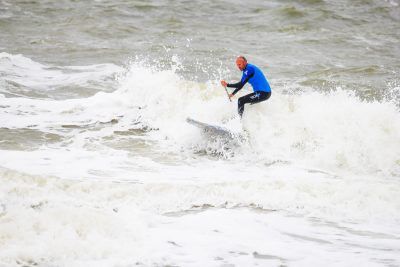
left=1, top=50, right=399, bottom=266
left=1, top=0, right=400, bottom=266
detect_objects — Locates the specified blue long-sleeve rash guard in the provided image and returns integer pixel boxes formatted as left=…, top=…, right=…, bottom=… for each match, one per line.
left=227, top=63, right=271, bottom=95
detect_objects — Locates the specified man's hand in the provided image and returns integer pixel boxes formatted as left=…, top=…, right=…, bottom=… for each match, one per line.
left=220, top=80, right=228, bottom=87
left=229, top=93, right=234, bottom=99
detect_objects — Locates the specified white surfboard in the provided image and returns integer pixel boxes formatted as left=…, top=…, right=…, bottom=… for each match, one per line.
left=186, top=117, right=238, bottom=139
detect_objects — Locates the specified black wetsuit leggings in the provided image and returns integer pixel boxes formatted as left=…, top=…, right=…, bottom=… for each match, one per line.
left=238, top=91, right=271, bottom=117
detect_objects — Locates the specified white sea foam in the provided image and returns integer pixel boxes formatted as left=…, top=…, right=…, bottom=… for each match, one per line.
left=113, top=61, right=400, bottom=175
left=1, top=55, right=400, bottom=266
left=1, top=167, right=399, bottom=266
left=0, top=52, right=123, bottom=94
left=1, top=55, right=399, bottom=177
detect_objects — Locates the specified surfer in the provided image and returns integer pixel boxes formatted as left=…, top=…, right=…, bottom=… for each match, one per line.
left=221, top=56, right=271, bottom=117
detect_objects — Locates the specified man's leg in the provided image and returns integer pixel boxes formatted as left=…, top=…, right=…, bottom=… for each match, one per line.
left=238, top=91, right=271, bottom=117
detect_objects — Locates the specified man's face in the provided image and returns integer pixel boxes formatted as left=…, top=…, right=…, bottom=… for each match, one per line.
left=236, top=58, right=246, bottom=71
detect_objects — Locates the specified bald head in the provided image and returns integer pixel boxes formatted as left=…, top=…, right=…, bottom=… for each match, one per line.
left=236, top=56, right=247, bottom=71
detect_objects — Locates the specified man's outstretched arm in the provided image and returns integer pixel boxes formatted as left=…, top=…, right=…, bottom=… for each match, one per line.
left=226, top=70, right=254, bottom=95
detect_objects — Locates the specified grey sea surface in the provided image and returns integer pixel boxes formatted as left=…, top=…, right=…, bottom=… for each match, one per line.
left=1, top=0, right=399, bottom=98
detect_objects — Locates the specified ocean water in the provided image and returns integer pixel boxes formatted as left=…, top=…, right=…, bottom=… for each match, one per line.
left=1, top=0, right=400, bottom=266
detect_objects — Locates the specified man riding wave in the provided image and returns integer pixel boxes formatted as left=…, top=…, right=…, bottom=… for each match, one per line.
left=221, top=56, right=271, bottom=117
